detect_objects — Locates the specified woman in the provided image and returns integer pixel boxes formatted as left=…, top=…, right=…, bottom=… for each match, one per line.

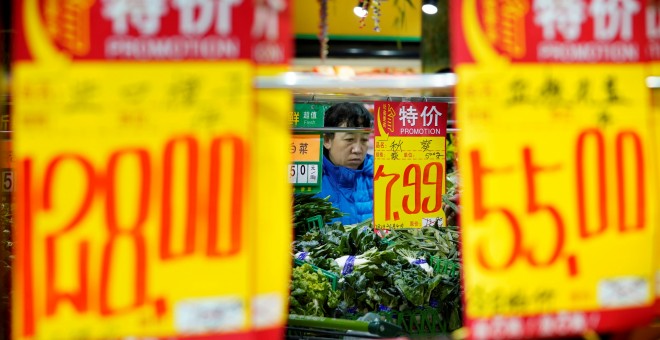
left=315, top=102, right=373, bottom=225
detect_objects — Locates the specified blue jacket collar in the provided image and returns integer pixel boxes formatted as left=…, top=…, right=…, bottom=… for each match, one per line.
left=322, top=154, right=374, bottom=189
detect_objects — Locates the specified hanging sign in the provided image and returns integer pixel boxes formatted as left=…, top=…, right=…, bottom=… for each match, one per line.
left=373, top=101, right=447, bottom=230
left=11, top=0, right=262, bottom=339
left=291, top=103, right=329, bottom=129
left=289, top=134, right=322, bottom=192
left=289, top=103, right=328, bottom=194
left=453, top=0, right=656, bottom=338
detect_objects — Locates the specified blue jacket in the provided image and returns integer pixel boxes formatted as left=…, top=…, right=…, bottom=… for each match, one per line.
left=316, top=154, right=374, bottom=225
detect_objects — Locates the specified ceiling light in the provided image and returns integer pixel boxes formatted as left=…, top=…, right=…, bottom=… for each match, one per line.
left=353, top=5, right=368, bottom=17
left=422, top=0, right=438, bottom=14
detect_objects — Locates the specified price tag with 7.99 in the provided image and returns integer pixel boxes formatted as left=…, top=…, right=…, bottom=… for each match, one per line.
left=373, top=101, right=448, bottom=230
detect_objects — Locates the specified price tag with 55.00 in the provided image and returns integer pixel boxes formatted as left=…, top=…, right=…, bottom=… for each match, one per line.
left=457, top=64, right=657, bottom=337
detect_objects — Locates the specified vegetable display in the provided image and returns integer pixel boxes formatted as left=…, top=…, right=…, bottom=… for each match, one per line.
left=289, top=194, right=463, bottom=334
left=289, top=263, right=341, bottom=317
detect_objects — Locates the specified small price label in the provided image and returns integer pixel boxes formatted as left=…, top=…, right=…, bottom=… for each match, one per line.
left=290, top=134, right=322, bottom=193
left=373, top=102, right=448, bottom=230
left=288, top=163, right=319, bottom=185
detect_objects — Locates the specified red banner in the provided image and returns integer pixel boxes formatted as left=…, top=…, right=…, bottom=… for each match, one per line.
left=251, top=0, right=292, bottom=65
left=374, top=102, right=448, bottom=138
left=13, top=0, right=291, bottom=63
left=451, top=0, right=649, bottom=65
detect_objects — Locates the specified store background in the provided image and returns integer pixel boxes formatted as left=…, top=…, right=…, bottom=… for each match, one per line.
left=6, top=0, right=660, bottom=339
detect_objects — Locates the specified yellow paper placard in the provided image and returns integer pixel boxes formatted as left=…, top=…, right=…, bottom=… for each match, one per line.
left=252, top=64, right=293, bottom=330
left=457, top=63, right=656, bottom=324
left=651, top=66, right=660, bottom=313
left=373, top=135, right=447, bottom=229
left=373, top=101, right=448, bottom=230
left=12, top=61, right=254, bottom=339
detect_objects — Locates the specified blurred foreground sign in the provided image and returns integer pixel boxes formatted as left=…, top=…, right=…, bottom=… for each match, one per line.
left=452, top=0, right=657, bottom=338
left=10, top=0, right=292, bottom=339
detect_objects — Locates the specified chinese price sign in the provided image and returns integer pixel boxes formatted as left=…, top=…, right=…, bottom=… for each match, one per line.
left=289, top=134, right=322, bottom=193
left=10, top=0, right=289, bottom=338
left=373, top=101, right=447, bottom=230
left=452, top=0, right=657, bottom=338
left=289, top=103, right=326, bottom=194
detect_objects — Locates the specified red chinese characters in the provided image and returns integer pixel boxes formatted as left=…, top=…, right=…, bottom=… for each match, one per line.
left=451, top=0, right=649, bottom=64
left=375, top=102, right=448, bottom=138
left=13, top=0, right=291, bottom=62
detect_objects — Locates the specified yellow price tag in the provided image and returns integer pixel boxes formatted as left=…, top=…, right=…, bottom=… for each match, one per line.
left=12, top=62, right=255, bottom=339
left=373, top=101, right=448, bottom=230
left=252, top=65, right=293, bottom=333
left=651, top=65, right=660, bottom=315
left=457, top=64, right=656, bottom=337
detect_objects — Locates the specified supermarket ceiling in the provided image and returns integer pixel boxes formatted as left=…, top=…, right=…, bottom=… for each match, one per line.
left=293, top=0, right=422, bottom=59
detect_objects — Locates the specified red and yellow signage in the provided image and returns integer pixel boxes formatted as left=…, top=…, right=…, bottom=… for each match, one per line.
left=251, top=0, right=293, bottom=335
left=12, top=0, right=291, bottom=339
left=648, top=0, right=660, bottom=316
left=453, top=0, right=656, bottom=338
left=373, top=101, right=447, bottom=230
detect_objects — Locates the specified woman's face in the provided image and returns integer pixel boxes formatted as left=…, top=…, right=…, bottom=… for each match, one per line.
left=324, top=130, right=370, bottom=169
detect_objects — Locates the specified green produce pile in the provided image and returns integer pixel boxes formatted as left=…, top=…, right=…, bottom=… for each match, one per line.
left=293, top=194, right=343, bottom=236
left=289, top=195, right=463, bottom=334
left=289, top=263, right=341, bottom=317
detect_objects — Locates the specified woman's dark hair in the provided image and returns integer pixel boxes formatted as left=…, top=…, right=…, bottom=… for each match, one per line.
left=322, top=103, right=373, bottom=158
left=324, top=103, right=373, bottom=130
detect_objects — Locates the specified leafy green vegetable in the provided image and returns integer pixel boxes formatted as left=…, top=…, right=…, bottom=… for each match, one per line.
left=289, top=264, right=341, bottom=317
left=293, top=194, right=343, bottom=236
left=291, top=218, right=463, bottom=333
